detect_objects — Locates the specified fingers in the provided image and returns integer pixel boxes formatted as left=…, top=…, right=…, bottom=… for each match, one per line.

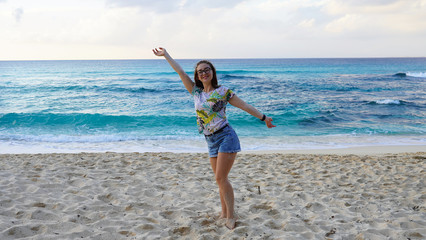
left=265, top=117, right=276, bottom=128
left=152, top=47, right=164, bottom=56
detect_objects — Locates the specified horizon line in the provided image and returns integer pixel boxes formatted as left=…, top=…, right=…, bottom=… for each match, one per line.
left=1, top=56, right=426, bottom=61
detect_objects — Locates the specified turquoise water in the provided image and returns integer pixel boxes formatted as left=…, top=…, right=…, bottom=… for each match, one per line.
left=0, top=58, right=425, bottom=153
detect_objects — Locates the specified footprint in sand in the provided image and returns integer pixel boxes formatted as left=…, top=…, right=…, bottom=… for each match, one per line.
left=138, top=224, right=155, bottom=230
left=249, top=202, right=273, bottom=213
left=305, top=202, right=325, bottom=211
left=5, top=225, right=47, bottom=239
left=171, top=226, right=191, bottom=236
left=159, top=210, right=174, bottom=219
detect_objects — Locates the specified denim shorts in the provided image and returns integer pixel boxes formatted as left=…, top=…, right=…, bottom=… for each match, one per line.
left=204, top=125, right=241, bottom=158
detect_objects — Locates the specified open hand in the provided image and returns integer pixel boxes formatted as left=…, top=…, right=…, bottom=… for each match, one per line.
left=152, top=47, right=167, bottom=57
left=265, top=117, right=276, bottom=128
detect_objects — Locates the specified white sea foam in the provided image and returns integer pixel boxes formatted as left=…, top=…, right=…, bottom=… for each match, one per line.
left=3, top=133, right=200, bottom=143
left=241, top=135, right=426, bottom=151
left=1, top=135, right=425, bottom=154
left=375, top=99, right=401, bottom=105
left=406, top=72, right=426, bottom=78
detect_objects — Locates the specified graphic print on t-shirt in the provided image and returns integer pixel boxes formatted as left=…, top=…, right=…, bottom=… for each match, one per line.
left=192, top=86, right=235, bottom=135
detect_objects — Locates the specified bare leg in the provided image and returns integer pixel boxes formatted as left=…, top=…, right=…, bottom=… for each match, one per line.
left=214, top=152, right=238, bottom=229
left=209, top=157, right=227, bottom=219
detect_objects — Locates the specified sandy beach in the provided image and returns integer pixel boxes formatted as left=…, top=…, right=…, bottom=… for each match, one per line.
left=0, top=150, right=425, bottom=239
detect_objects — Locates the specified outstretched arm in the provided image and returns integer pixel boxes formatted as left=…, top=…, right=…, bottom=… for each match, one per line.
left=229, top=95, right=276, bottom=128
left=153, top=47, right=194, bottom=94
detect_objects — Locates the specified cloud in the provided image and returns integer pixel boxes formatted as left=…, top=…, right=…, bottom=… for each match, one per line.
left=324, top=14, right=362, bottom=34
left=105, top=0, right=246, bottom=13
left=1, top=0, right=425, bottom=59
left=138, top=0, right=426, bottom=58
left=324, top=0, right=423, bottom=15
left=323, top=0, right=426, bottom=36
left=298, top=18, right=315, bottom=28
left=105, top=0, right=183, bottom=13
left=184, top=0, right=247, bottom=9
left=13, top=7, right=23, bottom=23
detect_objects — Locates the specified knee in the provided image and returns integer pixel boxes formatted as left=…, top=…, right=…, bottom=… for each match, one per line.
left=215, top=175, right=228, bottom=185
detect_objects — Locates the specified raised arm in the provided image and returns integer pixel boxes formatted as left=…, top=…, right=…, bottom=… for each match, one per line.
left=229, top=95, right=276, bottom=128
left=153, top=47, right=194, bottom=94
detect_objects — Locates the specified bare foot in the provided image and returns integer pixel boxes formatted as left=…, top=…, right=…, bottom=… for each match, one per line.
left=225, top=218, right=237, bottom=230
left=214, top=213, right=226, bottom=221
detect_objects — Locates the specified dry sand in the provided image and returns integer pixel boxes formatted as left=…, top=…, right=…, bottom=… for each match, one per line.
left=0, top=151, right=425, bottom=239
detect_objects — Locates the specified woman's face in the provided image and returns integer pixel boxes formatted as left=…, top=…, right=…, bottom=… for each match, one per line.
left=196, top=63, right=213, bottom=84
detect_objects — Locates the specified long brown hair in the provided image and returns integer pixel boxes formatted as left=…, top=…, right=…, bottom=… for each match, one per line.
left=194, top=60, right=219, bottom=90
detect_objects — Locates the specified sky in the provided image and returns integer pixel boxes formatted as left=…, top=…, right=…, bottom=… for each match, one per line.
left=0, top=0, right=425, bottom=60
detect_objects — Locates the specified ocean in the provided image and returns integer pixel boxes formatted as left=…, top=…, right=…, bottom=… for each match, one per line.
left=0, top=58, right=425, bottom=153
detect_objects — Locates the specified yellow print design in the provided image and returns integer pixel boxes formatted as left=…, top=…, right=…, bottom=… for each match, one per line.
left=196, top=109, right=217, bottom=125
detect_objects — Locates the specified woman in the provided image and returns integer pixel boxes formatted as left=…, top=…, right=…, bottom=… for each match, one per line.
left=153, top=47, right=275, bottom=229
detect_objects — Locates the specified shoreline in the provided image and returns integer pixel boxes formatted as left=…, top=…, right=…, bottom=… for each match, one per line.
left=1, top=144, right=425, bottom=156
left=2, top=133, right=424, bottom=155
left=243, top=144, right=426, bottom=155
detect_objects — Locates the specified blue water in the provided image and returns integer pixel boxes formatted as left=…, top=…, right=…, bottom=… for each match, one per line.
left=1, top=58, right=425, bottom=153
